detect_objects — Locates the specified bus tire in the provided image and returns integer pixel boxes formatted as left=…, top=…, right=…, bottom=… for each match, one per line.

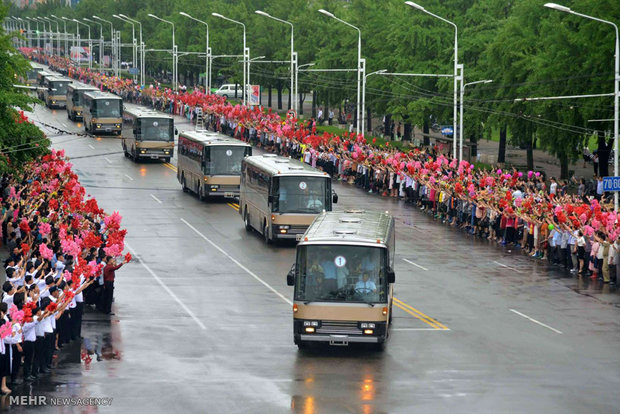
left=389, top=303, right=393, bottom=324
left=164, top=157, right=171, bottom=163
left=181, top=175, right=188, bottom=193
left=198, top=185, right=205, bottom=201
left=296, top=341, right=308, bottom=350
left=243, top=210, right=251, bottom=232
left=374, top=341, right=386, bottom=352
left=263, top=222, right=271, bottom=244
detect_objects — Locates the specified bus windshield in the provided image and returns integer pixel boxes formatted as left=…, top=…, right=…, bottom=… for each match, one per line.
left=295, top=245, right=387, bottom=304
left=205, top=146, right=251, bottom=176
left=49, top=82, right=68, bottom=95
left=272, top=176, right=330, bottom=214
left=92, top=99, right=122, bottom=118
left=138, top=118, right=173, bottom=141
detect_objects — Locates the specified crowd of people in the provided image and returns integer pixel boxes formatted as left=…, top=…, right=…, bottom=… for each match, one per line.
left=0, top=141, right=129, bottom=393
left=36, top=54, right=620, bottom=285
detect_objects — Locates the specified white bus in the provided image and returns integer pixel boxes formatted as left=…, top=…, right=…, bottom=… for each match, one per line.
left=239, top=154, right=338, bottom=243
left=287, top=210, right=396, bottom=350
left=122, top=105, right=175, bottom=162
left=66, top=82, right=98, bottom=121
left=83, top=91, right=123, bottom=135
left=177, top=130, right=252, bottom=199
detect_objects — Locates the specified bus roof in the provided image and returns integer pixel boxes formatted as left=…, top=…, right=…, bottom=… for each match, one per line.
left=123, top=104, right=172, bottom=120
left=243, top=154, right=329, bottom=178
left=67, top=82, right=97, bottom=91
left=299, top=211, right=393, bottom=246
left=83, top=90, right=122, bottom=100
left=45, top=77, right=72, bottom=83
left=179, top=130, right=250, bottom=147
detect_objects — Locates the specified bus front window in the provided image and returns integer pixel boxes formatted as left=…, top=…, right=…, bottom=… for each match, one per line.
left=95, top=99, right=121, bottom=118
left=205, top=146, right=251, bottom=176
left=138, top=119, right=173, bottom=141
left=272, top=177, right=330, bottom=214
left=295, top=245, right=387, bottom=304
left=51, top=82, right=68, bottom=95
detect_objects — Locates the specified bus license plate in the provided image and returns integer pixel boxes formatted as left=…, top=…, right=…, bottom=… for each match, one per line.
left=224, top=192, right=234, bottom=198
left=296, top=234, right=303, bottom=241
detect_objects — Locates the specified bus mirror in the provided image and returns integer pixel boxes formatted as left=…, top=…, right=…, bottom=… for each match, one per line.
left=286, top=265, right=295, bottom=286
left=267, top=195, right=274, bottom=204
left=332, top=192, right=338, bottom=204
left=387, top=269, right=395, bottom=284
left=175, top=128, right=179, bottom=136
left=132, top=129, right=137, bottom=135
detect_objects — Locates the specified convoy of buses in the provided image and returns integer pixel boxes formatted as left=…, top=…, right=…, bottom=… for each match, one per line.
left=26, top=62, right=397, bottom=351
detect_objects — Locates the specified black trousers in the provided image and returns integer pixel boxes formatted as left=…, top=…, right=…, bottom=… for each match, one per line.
left=58, top=313, right=71, bottom=346
left=70, top=303, right=84, bottom=340
left=22, top=341, right=35, bottom=378
left=10, top=344, right=21, bottom=381
left=34, top=336, right=45, bottom=373
left=45, top=332, right=55, bottom=367
left=103, top=281, right=115, bottom=314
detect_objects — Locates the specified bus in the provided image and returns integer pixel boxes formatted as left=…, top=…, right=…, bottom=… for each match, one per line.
left=66, top=82, right=98, bottom=121
left=43, top=76, right=72, bottom=109
left=239, top=154, right=338, bottom=243
left=286, top=210, right=396, bottom=350
left=122, top=105, right=175, bottom=162
left=26, top=62, right=45, bottom=86
left=83, top=91, right=123, bottom=135
left=177, top=130, right=252, bottom=199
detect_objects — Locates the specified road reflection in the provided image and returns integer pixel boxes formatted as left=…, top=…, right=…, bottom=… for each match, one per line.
left=290, top=345, right=387, bottom=413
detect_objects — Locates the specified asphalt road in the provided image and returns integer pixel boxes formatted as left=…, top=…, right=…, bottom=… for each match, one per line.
left=12, top=102, right=620, bottom=414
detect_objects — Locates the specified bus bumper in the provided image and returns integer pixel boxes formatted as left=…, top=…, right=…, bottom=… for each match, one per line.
left=136, top=149, right=173, bottom=159
left=92, top=124, right=122, bottom=134
left=298, top=334, right=380, bottom=344
left=205, top=185, right=239, bottom=198
left=272, top=225, right=308, bottom=241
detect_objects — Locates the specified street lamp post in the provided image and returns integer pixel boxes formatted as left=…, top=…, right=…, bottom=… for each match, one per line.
left=93, top=16, right=115, bottom=75
left=114, top=15, right=137, bottom=82
left=119, top=15, right=144, bottom=86
left=180, top=12, right=210, bottom=93
left=406, top=1, right=459, bottom=160
left=84, top=18, right=104, bottom=72
left=26, top=18, right=41, bottom=51
left=296, top=62, right=315, bottom=115
left=460, top=79, right=492, bottom=161
left=362, top=68, right=387, bottom=137
left=255, top=10, right=295, bottom=112
left=212, top=13, right=248, bottom=105
left=319, top=9, right=362, bottom=135
left=51, top=15, right=67, bottom=56
left=42, top=17, right=59, bottom=56
left=148, top=14, right=177, bottom=90
left=73, top=19, right=92, bottom=69
left=545, top=2, right=619, bottom=211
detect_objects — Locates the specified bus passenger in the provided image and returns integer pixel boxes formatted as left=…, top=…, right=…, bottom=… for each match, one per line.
left=355, top=272, right=377, bottom=294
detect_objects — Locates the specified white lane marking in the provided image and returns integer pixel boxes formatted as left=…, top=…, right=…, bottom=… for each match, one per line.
left=124, top=174, right=134, bottom=181
left=493, top=260, right=523, bottom=274
left=104, top=157, right=112, bottom=164
left=392, top=328, right=449, bottom=331
left=125, top=242, right=207, bottom=330
left=150, top=194, right=163, bottom=204
left=403, top=258, right=428, bottom=271
left=509, top=309, right=563, bottom=334
left=181, top=218, right=293, bottom=306
left=88, top=144, right=95, bottom=150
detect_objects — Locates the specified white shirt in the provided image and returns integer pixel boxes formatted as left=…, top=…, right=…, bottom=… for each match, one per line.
left=355, top=279, right=377, bottom=294
left=550, top=182, right=558, bottom=195
left=22, top=318, right=37, bottom=342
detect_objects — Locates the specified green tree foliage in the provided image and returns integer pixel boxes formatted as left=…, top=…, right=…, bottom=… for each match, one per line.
left=0, top=4, right=49, bottom=172
left=11, top=0, right=620, bottom=177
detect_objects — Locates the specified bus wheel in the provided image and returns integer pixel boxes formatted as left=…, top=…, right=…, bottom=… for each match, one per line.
left=243, top=210, right=251, bottom=231
left=389, top=303, right=393, bottom=324
left=181, top=175, right=188, bottom=193
left=374, top=342, right=386, bottom=352
left=198, top=185, right=205, bottom=201
left=263, top=222, right=271, bottom=244
left=296, top=340, right=308, bottom=350
left=164, top=157, right=171, bottom=163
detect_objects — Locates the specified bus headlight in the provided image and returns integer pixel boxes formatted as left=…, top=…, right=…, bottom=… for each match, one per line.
left=360, top=323, right=376, bottom=329
left=115, top=124, right=121, bottom=128
left=210, top=185, right=219, bottom=190
left=303, top=321, right=319, bottom=327
left=304, top=327, right=315, bottom=333
left=140, top=149, right=146, bottom=154
left=363, top=329, right=374, bottom=335
left=96, top=124, right=101, bottom=129
left=76, top=112, right=81, bottom=116
left=279, top=225, right=290, bottom=230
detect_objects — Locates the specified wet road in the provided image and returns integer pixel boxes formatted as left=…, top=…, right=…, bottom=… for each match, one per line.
left=14, top=102, right=620, bottom=414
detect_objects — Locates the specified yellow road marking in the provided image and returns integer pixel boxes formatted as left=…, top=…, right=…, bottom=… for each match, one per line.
left=163, top=163, right=177, bottom=172
left=393, top=297, right=448, bottom=330
left=227, top=203, right=239, bottom=211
